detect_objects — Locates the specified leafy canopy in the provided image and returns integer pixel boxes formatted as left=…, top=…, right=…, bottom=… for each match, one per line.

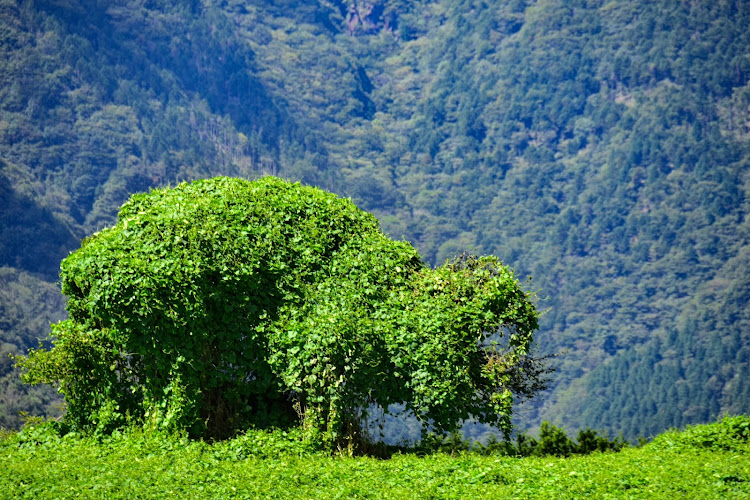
left=18, top=176, right=544, bottom=445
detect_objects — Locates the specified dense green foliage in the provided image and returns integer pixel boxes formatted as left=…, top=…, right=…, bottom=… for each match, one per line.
left=17, top=176, right=544, bottom=445
left=1, top=0, right=748, bottom=439
left=1, top=416, right=748, bottom=499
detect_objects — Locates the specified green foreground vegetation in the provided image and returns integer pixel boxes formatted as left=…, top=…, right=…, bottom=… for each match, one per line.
left=16, top=176, right=549, bottom=448
left=1, top=416, right=749, bottom=499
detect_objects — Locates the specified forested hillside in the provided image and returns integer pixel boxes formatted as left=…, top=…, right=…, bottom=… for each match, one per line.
left=1, top=0, right=748, bottom=439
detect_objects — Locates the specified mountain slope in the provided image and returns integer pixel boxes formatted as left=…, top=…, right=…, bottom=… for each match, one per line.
left=1, top=0, right=748, bottom=438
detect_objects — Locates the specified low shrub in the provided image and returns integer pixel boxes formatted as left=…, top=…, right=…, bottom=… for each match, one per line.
left=649, top=414, right=750, bottom=452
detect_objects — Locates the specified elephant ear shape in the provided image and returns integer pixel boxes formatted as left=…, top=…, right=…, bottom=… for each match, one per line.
left=389, top=254, right=542, bottom=436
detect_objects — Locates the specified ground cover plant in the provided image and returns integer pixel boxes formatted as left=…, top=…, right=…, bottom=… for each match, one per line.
left=15, top=176, right=549, bottom=449
left=2, top=0, right=749, bottom=444
left=1, top=416, right=748, bottom=499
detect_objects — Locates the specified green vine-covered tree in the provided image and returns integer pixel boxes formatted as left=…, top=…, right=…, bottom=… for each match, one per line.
left=17, top=176, right=547, bottom=447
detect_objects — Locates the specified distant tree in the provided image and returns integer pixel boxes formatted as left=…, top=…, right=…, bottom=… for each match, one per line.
left=16, top=176, right=548, bottom=447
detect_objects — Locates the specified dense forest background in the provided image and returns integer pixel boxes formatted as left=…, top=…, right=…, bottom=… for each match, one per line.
left=1, top=0, right=748, bottom=440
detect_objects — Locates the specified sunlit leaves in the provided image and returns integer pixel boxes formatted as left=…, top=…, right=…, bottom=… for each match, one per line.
left=18, top=176, right=543, bottom=447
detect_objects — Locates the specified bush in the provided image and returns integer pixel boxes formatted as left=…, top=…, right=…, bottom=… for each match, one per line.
left=649, top=415, right=750, bottom=452
left=17, top=176, right=545, bottom=448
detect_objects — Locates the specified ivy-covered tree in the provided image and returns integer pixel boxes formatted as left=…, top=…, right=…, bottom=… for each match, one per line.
left=17, top=176, right=547, bottom=446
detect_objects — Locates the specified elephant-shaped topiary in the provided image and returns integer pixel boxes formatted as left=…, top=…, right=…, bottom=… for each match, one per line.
left=18, top=176, right=547, bottom=446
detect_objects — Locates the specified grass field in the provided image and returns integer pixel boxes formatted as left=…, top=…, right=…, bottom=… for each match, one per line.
left=2, top=417, right=748, bottom=499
